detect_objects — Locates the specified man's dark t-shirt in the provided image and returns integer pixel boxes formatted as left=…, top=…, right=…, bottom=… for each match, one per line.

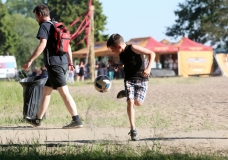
left=37, top=21, right=68, bottom=66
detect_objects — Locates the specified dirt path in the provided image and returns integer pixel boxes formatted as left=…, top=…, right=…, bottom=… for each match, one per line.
left=1, top=77, right=228, bottom=154
left=0, top=126, right=228, bottom=154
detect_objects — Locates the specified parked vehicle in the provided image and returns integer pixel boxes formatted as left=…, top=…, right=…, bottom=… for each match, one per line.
left=0, top=56, right=17, bottom=79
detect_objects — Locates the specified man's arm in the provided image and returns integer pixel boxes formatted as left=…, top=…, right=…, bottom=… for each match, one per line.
left=23, top=38, right=47, bottom=71
left=67, top=44, right=74, bottom=71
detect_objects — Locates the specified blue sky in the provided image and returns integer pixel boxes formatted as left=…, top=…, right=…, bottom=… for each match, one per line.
left=100, top=0, right=185, bottom=42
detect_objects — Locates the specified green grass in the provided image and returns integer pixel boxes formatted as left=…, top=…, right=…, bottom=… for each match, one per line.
left=0, top=142, right=227, bottom=160
left=0, top=78, right=228, bottom=159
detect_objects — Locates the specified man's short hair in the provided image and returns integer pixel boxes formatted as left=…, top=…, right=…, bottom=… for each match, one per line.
left=107, top=34, right=125, bottom=47
left=33, top=4, right=50, bottom=17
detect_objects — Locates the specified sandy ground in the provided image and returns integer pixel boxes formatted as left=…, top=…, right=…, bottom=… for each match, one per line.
left=1, top=76, right=228, bottom=154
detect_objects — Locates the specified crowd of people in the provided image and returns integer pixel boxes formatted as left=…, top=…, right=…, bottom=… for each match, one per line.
left=66, top=59, right=125, bottom=83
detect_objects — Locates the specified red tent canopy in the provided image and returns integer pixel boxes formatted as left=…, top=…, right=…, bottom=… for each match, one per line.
left=127, top=37, right=178, bottom=53
left=174, top=37, right=213, bottom=51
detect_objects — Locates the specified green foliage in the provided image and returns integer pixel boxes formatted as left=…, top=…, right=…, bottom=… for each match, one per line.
left=47, top=0, right=108, bottom=51
left=0, top=2, right=19, bottom=55
left=166, top=0, right=228, bottom=48
left=5, top=0, right=108, bottom=52
left=5, top=0, right=44, bottom=18
left=10, top=14, right=42, bottom=69
left=1, top=0, right=108, bottom=68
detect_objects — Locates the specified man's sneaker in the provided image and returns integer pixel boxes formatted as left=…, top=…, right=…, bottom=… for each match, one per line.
left=62, top=118, right=83, bottom=129
left=128, top=129, right=139, bottom=141
left=25, top=117, right=41, bottom=127
left=117, top=90, right=126, bottom=99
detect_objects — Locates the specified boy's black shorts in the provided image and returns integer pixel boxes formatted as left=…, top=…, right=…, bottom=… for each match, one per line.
left=45, top=64, right=68, bottom=89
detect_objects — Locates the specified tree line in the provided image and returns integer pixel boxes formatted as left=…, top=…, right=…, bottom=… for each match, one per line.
left=0, top=0, right=108, bottom=69
left=166, top=0, right=228, bottom=49
left=1, top=0, right=227, bottom=69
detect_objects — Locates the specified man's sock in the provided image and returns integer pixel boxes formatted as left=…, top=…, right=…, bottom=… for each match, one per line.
left=72, top=115, right=79, bottom=121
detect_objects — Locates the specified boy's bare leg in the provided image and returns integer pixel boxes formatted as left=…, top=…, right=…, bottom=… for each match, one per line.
left=127, top=99, right=135, bottom=130
left=57, top=85, right=78, bottom=116
left=37, top=86, right=53, bottom=119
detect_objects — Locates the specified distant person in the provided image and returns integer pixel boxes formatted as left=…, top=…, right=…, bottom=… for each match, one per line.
left=78, top=61, right=85, bottom=81
left=23, top=4, right=83, bottom=129
left=107, top=64, right=114, bottom=80
left=164, top=57, right=169, bottom=68
left=98, top=62, right=105, bottom=76
left=168, top=56, right=174, bottom=69
left=95, top=61, right=99, bottom=77
left=173, top=59, right=178, bottom=75
left=75, top=63, right=80, bottom=81
left=68, top=70, right=75, bottom=84
left=107, top=33, right=155, bottom=141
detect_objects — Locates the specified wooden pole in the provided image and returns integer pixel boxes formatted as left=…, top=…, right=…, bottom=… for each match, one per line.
left=88, top=5, right=95, bottom=81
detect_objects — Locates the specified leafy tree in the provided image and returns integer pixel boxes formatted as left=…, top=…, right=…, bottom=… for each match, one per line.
left=47, top=0, right=108, bottom=51
left=5, top=0, right=44, bottom=18
left=5, top=0, right=108, bottom=51
left=0, top=1, right=19, bottom=55
left=165, top=0, right=228, bottom=47
left=10, top=14, right=42, bottom=69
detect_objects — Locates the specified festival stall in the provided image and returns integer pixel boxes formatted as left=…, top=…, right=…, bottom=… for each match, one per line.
left=127, top=37, right=178, bottom=53
left=174, top=37, right=213, bottom=76
left=72, top=41, right=114, bottom=58
left=214, top=52, right=228, bottom=76
left=72, top=37, right=214, bottom=77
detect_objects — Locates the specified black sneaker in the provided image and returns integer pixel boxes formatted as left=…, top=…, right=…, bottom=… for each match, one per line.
left=128, top=129, right=139, bottom=141
left=117, top=90, right=126, bottom=99
left=25, top=117, right=41, bottom=127
left=62, top=118, right=83, bottom=129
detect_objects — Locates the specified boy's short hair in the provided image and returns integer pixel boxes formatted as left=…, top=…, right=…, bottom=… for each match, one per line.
left=107, top=34, right=125, bottom=47
left=33, top=4, right=50, bottom=17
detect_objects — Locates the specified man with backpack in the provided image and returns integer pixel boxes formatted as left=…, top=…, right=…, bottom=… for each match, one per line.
left=23, top=4, right=83, bottom=129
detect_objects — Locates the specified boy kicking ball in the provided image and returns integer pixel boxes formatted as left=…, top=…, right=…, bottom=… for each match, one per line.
left=106, top=34, right=155, bottom=141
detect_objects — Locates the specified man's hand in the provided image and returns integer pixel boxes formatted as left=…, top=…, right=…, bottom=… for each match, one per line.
left=68, top=63, right=75, bottom=71
left=23, top=61, right=32, bottom=71
left=68, top=65, right=75, bottom=71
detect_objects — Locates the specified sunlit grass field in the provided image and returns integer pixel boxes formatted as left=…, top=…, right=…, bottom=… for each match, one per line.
left=0, top=77, right=227, bottom=159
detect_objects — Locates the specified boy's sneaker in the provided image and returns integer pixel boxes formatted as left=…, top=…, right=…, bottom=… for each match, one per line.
left=25, top=117, right=41, bottom=127
left=128, top=129, right=139, bottom=141
left=62, top=118, right=83, bottom=129
left=117, top=90, right=126, bottom=99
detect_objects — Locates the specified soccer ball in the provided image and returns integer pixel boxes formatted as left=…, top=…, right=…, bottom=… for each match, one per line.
left=94, top=75, right=112, bottom=92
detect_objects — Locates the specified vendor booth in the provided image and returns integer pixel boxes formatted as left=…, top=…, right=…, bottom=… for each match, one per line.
left=127, top=37, right=179, bottom=76
left=215, top=52, right=228, bottom=77
left=72, top=37, right=213, bottom=77
left=173, top=37, right=213, bottom=77
left=72, top=41, right=114, bottom=58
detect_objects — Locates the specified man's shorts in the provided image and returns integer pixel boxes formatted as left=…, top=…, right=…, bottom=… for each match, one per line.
left=124, top=79, right=148, bottom=104
left=45, top=64, right=68, bottom=89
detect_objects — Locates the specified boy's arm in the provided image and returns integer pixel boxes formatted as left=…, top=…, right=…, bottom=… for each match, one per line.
left=108, top=59, right=124, bottom=70
left=131, top=45, right=156, bottom=77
